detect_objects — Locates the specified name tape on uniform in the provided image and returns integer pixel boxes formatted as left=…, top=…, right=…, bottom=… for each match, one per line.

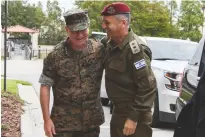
left=134, top=59, right=146, bottom=70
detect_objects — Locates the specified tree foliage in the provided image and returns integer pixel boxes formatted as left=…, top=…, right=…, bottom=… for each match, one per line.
left=76, top=1, right=174, bottom=37
left=1, top=0, right=204, bottom=44
left=1, top=0, right=45, bottom=29
left=39, top=0, right=66, bottom=45
left=76, top=1, right=204, bottom=42
left=178, top=0, right=203, bottom=42
left=1, top=0, right=66, bottom=45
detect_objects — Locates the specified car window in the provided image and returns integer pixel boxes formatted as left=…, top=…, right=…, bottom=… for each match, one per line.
left=198, top=41, right=205, bottom=77
left=145, top=39, right=198, bottom=60
left=189, top=37, right=204, bottom=66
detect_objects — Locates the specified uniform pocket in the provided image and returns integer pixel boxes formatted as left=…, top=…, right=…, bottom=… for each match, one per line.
left=109, top=60, right=126, bottom=72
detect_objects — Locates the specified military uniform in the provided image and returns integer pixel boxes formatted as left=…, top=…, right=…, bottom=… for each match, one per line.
left=39, top=9, right=105, bottom=137
left=103, top=29, right=157, bottom=137
left=101, top=2, right=156, bottom=137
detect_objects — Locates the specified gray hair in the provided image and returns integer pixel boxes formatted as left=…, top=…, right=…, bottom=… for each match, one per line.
left=114, top=14, right=131, bottom=28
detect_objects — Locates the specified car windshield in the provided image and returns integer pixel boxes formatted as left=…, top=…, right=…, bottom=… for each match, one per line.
left=146, top=39, right=198, bottom=60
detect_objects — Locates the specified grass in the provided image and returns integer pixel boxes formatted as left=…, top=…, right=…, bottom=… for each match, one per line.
left=1, top=79, right=32, bottom=95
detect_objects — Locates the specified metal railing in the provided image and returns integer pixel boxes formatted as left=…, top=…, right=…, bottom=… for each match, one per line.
left=31, top=49, right=53, bottom=59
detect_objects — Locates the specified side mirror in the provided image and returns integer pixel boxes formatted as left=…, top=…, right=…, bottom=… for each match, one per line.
left=197, top=77, right=201, bottom=81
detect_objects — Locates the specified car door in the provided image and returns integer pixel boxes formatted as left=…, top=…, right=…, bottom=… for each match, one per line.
left=180, top=36, right=205, bottom=103
left=187, top=37, right=204, bottom=90
left=198, top=40, right=205, bottom=78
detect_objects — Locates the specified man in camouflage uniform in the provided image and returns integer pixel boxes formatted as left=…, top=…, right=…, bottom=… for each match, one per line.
left=39, top=9, right=104, bottom=137
left=101, top=2, right=157, bottom=137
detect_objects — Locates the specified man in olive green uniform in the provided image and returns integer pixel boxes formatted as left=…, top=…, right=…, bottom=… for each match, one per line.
left=39, top=9, right=104, bottom=137
left=101, top=2, right=157, bottom=137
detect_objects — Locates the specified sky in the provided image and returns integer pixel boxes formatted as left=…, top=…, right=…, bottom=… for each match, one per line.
left=28, top=0, right=76, bottom=13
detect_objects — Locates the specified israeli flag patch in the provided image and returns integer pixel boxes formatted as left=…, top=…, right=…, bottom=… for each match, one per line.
left=134, top=59, right=146, bottom=70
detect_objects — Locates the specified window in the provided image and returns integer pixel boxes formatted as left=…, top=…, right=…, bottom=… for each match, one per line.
left=146, top=39, right=198, bottom=60
left=189, top=37, right=204, bottom=66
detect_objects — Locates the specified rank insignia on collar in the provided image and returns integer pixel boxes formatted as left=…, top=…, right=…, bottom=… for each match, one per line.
left=107, top=6, right=115, bottom=14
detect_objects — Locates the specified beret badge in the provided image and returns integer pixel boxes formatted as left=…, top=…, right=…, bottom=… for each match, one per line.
left=107, top=6, right=115, bottom=14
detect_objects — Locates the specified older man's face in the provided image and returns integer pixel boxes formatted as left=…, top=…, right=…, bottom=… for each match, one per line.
left=66, top=28, right=89, bottom=50
left=101, top=16, right=122, bottom=38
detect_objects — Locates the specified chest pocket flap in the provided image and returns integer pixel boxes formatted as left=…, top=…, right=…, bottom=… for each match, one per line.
left=109, top=58, right=126, bottom=72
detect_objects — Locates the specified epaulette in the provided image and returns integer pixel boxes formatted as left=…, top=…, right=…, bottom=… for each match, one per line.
left=134, top=34, right=152, bottom=60
left=129, top=39, right=140, bottom=54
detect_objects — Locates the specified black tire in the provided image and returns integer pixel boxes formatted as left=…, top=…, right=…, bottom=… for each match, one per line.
left=151, top=91, right=163, bottom=128
left=101, top=98, right=109, bottom=106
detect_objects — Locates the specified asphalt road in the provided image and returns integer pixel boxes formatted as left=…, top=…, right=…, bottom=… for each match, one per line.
left=1, top=59, right=174, bottom=137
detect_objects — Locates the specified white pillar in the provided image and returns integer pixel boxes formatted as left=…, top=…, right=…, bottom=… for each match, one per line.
left=30, top=32, right=39, bottom=50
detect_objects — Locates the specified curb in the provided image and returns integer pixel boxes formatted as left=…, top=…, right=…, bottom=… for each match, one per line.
left=18, top=84, right=46, bottom=137
left=18, top=84, right=34, bottom=136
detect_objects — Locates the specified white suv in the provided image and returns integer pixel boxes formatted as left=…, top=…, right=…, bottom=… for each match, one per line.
left=145, top=37, right=198, bottom=127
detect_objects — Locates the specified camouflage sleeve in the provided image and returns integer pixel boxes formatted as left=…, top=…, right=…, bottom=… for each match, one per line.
left=128, top=44, right=157, bottom=123
left=39, top=54, right=56, bottom=86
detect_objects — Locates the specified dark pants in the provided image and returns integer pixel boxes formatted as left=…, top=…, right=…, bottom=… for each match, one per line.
left=110, top=114, right=152, bottom=137
left=54, top=127, right=100, bottom=137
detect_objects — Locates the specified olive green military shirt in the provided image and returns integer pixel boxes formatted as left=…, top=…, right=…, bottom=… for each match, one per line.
left=39, top=39, right=105, bottom=131
left=104, top=29, right=157, bottom=123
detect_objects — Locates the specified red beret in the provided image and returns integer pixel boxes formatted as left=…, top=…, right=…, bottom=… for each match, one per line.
left=101, top=2, right=130, bottom=16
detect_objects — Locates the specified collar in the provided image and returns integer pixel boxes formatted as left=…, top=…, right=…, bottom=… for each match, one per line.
left=63, top=38, right=75, bottom=57
left=118, top=28, right=135, bottom=50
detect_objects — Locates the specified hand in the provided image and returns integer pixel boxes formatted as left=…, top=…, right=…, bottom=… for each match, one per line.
left=123, top=119, right=137, bottom=136
left=44, top=119, right=56, bottom=137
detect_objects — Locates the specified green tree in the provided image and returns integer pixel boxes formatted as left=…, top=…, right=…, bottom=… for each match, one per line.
left=167, top=0, right=178, bottom=25
left=76, top=1, right=173, bottom=37
left=166, top=0, right=180, bottom=38
left=1, top=1, right=45, bottom=29
left=179, top=0, right=203, bottom=42
left=1, top=1, right=45, bottom=39
left=39, top=0, right=66, bottom=45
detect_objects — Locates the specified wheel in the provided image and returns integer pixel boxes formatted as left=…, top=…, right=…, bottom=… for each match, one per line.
left=151, top=91, right=163, bottom=128
left=101, top=98, right=109, bottom=106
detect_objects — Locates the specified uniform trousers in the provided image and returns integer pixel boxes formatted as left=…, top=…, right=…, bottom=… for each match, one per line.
left=54, top=127, right=100, bottom=137
left=110, top=114, right=152, bottom=137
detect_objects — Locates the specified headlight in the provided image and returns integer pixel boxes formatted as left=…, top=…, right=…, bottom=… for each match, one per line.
left=164, top=71, right=183, bottom=91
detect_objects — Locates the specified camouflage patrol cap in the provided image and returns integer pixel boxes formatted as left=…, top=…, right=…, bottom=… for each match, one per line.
left=63, top=9, right=90, bottom=32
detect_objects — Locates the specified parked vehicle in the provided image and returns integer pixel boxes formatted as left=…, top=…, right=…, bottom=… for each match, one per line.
left=89, top=32, right=198, bottom=126
left=175, top=35, right=205, bottom=120
left=89, top=31, right=106, bottom=41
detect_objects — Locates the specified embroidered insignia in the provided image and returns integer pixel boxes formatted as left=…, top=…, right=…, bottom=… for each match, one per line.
left=107, top=6, right=115, bottom=14
left=134, top=59, right=146, bottom=70
left=130, top=40, right=140, bottom=54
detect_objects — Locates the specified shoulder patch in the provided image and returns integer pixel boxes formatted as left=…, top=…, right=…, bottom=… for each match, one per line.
left=134, top=59, right=146, bottom=70
left=129, top=40, right=140, bottom=54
